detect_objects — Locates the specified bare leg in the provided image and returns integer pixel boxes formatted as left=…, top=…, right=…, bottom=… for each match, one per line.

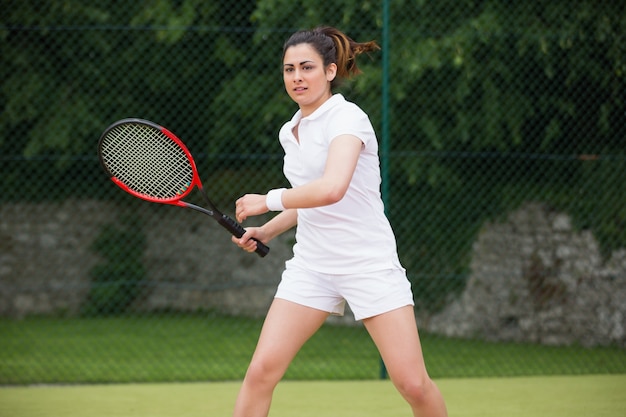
left=363, top=306, right=448, bottom=417
left=232, top=299, right=329, bottom=417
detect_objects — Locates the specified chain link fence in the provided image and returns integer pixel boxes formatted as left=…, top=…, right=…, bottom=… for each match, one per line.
left=1, top=1, right=625, bottom=384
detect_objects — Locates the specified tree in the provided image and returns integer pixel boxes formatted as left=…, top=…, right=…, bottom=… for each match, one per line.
left=0, top=0, right=261, bottom=198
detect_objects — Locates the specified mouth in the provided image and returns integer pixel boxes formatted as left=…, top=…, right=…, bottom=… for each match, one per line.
left=293, top=86, right=307, bottom=93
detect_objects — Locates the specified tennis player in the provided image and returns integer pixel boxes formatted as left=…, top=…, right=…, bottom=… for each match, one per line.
left=232, top=26, right=448, bottom=417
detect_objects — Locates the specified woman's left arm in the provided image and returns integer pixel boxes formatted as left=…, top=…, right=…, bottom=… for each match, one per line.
left=285, top=134, right=362, bottom=207
left=235, top=134, right=362, bottom=221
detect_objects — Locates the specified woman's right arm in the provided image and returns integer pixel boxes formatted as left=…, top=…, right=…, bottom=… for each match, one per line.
left=231, top=209, right=297, bottom=253
left=260, top=208, right=298, bottom=241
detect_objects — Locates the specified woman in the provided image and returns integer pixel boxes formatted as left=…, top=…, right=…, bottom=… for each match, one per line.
left=232, top=26, right=448, bottom=417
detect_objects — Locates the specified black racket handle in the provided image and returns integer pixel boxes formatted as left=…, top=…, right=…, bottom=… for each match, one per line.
left=218, top=215, right=270, bottom=257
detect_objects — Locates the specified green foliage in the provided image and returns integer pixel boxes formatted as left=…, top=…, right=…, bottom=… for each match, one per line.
left=2, top=1, right=624, bottom=163
left=569, top=156, right=626, bottom=258
left=82, top=215, right=146, bottom=316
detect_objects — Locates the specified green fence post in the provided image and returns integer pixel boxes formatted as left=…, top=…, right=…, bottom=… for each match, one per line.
left=380, top=0, right=391, bottom=381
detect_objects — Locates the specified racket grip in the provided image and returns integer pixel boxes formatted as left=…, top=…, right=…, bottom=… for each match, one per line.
left=218, top=215, right=270, bottom=257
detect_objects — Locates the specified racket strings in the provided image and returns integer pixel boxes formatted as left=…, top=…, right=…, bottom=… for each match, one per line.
left=101, top=124, right=194, bottom=199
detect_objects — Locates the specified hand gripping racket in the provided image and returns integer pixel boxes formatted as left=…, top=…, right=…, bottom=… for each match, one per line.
left=98, top=118, right=270, bottom=257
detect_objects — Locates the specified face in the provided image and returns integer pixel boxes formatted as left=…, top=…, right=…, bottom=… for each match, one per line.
left=283, top=43, right=337, bottom=116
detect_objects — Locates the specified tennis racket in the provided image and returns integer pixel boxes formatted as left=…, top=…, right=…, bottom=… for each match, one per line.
left=98, top=118, right=270, bottom=257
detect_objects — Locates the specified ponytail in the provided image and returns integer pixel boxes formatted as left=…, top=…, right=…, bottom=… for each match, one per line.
left=315, top=26, right=379, bottom=79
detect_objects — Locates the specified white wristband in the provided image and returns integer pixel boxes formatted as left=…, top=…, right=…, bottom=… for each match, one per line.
left=266, top=188, right=287, bottom=211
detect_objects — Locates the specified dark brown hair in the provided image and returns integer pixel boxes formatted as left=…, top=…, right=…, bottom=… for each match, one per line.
left=283, top=26, right=380, bottom=87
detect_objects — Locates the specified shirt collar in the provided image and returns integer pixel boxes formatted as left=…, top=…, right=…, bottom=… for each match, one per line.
left=291, top=93, right=345, bottom=124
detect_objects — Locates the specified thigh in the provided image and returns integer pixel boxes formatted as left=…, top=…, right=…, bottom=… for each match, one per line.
left=249, top=298, right=330, bottom=374
left=362, top=306, right=429, bottom=381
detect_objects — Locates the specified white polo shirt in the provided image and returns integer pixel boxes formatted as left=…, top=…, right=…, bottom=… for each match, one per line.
left=278, top=94, right=403, bottom=274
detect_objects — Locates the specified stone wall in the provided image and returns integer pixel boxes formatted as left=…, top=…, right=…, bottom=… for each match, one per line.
left=0, top=200, right=292, bottom=318
left=1, top=200, right=624, bottom=347
left=424, top=202, right=626, bottom=348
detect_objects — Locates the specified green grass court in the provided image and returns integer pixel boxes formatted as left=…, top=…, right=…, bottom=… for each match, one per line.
left=1, top=316, right=624, bottom=415
left=2, top=316, right=624, bottom=384
left=1, top=375, right=624, bottom=416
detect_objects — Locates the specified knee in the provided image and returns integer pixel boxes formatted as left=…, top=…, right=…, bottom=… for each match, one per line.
left=395, top=376, right=436, bottom=407
left=243, top=357, right=283, bottom=388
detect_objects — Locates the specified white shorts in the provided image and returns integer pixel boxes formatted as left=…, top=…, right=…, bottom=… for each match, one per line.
left=274, top=264, right=414, bottom=321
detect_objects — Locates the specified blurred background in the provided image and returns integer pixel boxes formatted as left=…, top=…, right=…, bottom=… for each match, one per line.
left=1, top=0, right=625, bottom=384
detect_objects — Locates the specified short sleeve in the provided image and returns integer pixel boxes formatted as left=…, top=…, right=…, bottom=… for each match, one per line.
left=325, top=103, right=375, bottom=148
